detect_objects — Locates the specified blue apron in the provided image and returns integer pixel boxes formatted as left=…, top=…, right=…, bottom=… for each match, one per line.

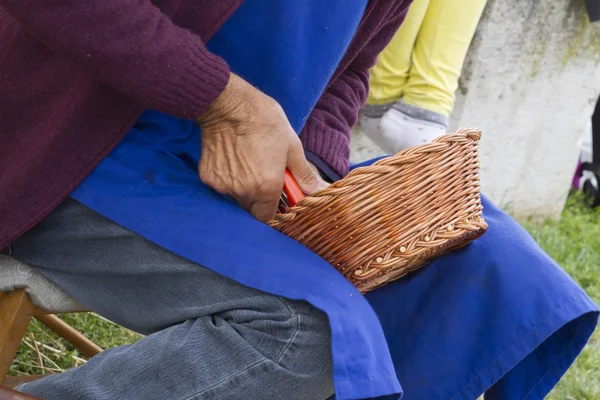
left=71, top=1, right=599, bottom=399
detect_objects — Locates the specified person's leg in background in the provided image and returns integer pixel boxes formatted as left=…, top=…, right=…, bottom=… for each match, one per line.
left=360, top=0, right=429, bottom=153
left=361, top=0, right=487, bottom=154
left=365, top=0, right=429, bottom=106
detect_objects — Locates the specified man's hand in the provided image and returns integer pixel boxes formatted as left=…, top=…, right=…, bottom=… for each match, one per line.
left=197, top=74, right=328, bottom=222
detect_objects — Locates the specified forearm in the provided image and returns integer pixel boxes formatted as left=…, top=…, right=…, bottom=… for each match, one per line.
left=300, top=67, right=369, bottom=179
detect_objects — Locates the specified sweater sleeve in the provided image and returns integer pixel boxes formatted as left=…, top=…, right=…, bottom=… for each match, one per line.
left=299, top=3, right=409, bottom=178
left=1, top=0, right=230, bottom=119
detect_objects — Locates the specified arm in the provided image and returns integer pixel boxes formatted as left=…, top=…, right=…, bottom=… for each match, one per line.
left=3, top=0, right=324, bottom=222
left=300, top=3, right=410, bottom=180
left=1, top=0, right=230, bottom=118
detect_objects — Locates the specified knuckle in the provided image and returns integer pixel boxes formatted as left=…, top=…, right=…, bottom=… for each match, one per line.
left=198, top=168, right=213, bottom=186
left=264, top=96, right=284, bottom=114
left=289, top=135, right=303, bottom=149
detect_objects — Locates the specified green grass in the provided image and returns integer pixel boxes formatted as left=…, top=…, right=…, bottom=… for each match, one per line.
left=9, top=195, right=600, bottom=397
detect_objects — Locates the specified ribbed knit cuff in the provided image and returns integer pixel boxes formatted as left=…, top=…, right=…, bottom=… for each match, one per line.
left=300, top=118, right=350, bottom=178
left=145, top=36, right=231, bottom=120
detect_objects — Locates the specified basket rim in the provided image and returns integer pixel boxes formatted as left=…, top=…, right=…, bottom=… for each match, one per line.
left=284, top=128, right=482, bottom=211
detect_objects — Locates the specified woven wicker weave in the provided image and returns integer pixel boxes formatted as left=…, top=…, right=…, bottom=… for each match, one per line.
left=269, top=128, right=488, bottom=293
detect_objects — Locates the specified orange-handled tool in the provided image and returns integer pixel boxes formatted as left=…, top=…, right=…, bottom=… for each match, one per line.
left=283, top=169, right=305, bottom=207
left=277, top=169, right=305, bottom=213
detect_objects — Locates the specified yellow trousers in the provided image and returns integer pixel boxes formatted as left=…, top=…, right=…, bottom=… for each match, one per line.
left=367, top=0, right=486, bottom=116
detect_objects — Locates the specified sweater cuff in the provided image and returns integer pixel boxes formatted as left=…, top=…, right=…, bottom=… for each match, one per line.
left=300, top=118, right=350, bottom=178
left=148, top=37, right=231, bottom=119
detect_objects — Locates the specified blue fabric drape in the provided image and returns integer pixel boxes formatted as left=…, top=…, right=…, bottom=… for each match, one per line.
left=71, top=1, right=598, bottom=398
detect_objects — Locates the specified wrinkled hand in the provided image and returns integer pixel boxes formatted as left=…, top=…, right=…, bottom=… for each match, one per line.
left=197, top=74, right=328, bottom=222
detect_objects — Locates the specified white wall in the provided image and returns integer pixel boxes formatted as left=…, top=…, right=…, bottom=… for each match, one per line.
left=351, top=0, right=600, bottom=219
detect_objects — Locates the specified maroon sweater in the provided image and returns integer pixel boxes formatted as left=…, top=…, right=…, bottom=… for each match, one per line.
left=0, top=0, right=409, bottom=248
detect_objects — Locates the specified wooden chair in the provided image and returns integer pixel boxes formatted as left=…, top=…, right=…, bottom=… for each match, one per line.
left=0, top=255, right=102, bottom=389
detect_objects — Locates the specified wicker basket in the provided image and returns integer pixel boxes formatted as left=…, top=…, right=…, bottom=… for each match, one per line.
left=269, top=128, right=488, bottom=293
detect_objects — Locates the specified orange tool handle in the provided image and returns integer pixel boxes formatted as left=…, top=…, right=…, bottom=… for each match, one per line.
left=283, top=169, right=305, bottom=207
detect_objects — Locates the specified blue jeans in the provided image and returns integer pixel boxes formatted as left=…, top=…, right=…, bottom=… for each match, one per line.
left=12, top=199, right=334, bottom=400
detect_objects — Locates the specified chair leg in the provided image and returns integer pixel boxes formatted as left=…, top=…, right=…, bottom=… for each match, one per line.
left=34, top=314, right=102, bottom=358
left=0, top=290, right=34, bottom=385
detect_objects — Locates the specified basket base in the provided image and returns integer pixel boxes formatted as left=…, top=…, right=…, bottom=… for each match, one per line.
left=353, top=227, right=487, bottom=294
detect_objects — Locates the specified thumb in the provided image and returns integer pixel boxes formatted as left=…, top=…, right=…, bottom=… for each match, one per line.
left=287, top=141, right=329, bottom=194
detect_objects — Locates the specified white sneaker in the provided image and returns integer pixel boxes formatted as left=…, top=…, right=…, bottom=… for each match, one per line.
left=378, top=108, right=447, bottom=154
left=359, top=112, right=384, bottom=145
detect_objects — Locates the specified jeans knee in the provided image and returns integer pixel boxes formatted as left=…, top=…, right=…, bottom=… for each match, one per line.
left=275, top=299, right=332, bottom=380
left=215, top=295, right=333, bottom=397
left=224, top=296, right=332, bottom=375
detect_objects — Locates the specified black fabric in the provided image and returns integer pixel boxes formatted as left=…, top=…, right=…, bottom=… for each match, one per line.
left=581, top=162, right=600, bottom=179
left=0, top=244, right=11, bottom=255
left=581, top=162, right=600, bottom=208
left=591, top=95, right=600, bottom=164
left=582, top=179, right=600, bottom=208
left=587, top=0, right=600, bottom=22
left=582, top=92, right=600, bottom=208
